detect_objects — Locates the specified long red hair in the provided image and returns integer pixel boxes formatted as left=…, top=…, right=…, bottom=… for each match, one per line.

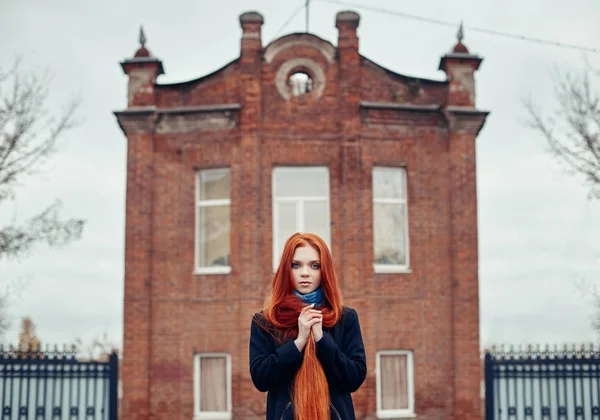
left=261, top=232, right=343, bottom=420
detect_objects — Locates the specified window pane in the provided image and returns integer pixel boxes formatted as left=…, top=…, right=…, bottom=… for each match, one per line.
left=304, top=201, right=329, bottom=246
left=199, top=168, right=231, bottom=201
left=373, top=167, right=405, bottom=199
left=277, top=202, right=297, bottom=259
left=373, top=203, right=407, bottom=265
left=274, top=167, right=329, bottom=197
left=380, top=354, right=409, bottom=410
left=197, top=205, right=230, bottom=267
left=200, top=357, right=227, bottom=412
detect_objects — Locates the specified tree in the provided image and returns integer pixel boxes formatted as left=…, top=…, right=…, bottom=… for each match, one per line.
left=0, top=290, right=9, bottom=337
left=18, top=316, right=41, bottom=352
left=526, top=62, right=600, bottom=337
left=0, top=59, right=85, bottom=336
left=524, top=62, right=600, bottom=199
left=73, top=332, right=120, bottom=362
left=0, top=279, right=28, bottom=338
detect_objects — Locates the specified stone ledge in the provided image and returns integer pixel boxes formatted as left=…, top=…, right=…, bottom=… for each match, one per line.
left=443, top=106, right=490, bottom=134
left=361, top=102, right=441, bottom=112
left=360, top=101, right=444, bottom=127
left=114, top=104, right=240, bottom=135
left=360, top=102, right=489, bottom=133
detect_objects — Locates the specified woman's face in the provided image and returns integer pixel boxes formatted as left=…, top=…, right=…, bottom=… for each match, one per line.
left=291, top=245, right=322, bottom=295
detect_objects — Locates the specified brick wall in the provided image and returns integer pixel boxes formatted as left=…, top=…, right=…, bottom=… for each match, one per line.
left=115, top=10, right=488, bottom=420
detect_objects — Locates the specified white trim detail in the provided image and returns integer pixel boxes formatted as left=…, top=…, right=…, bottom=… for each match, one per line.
left=373, top=264, right=412, bottom=274
left=275, top=58, right=326, bottom=101
left=197, top=199, right=231, bottom=207
left=193, top=353, right=232, bottom=420
left=194, top=266, right=232, bottom=275
left=265, top=38, right=336, bottom=64
left=376, top=350, right=415, bottom=419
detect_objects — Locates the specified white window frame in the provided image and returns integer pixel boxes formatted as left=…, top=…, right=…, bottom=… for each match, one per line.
left=195, top=168, right=232, bottom=275
left=193, top=353, right=232, bottom=420
left=373, top=167, right=411, bottom=274
left=376, top=350, right=415, bottom=419
left=272, top=166, right=330, bottom=272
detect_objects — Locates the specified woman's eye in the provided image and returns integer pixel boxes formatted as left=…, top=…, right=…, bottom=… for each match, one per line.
left=291, top=262, right=300, bottom=269
left=311, top=263, right=320, bottom=270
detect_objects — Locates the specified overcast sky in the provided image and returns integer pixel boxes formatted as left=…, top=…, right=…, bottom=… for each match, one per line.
left=1, top=0, right=599, bottom=351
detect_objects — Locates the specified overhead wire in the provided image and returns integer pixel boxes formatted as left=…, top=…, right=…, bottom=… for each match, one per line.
left=316, top=0, right=598, bottom=54
left=271, top=2, right=308, bottom=42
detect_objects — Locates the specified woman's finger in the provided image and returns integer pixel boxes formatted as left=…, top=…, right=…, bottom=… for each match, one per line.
left=302, top=316, right=321, bottom=327
left=307, top=315, right=323, bottom=322
left=304, top=310, right=318, bottom=318
left=303, top=310, right=321, bottom=319
left=300, top=304, right=315, bottom=314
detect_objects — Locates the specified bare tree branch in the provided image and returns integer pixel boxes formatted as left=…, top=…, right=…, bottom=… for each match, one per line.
left=0, top=200, right=84, bottom=259
left=0, top=293, right=9, bottom=338
left=0, top=61, right=80, bottom=204
left=525, top=61, right=600, bottom=335
left=0, top=58, right=85, bottom=330
left=73, top=333, right=121, bottom=362
left=0, top=277, right=30, bottom=338
left=524, top=62, right=600, bottom=199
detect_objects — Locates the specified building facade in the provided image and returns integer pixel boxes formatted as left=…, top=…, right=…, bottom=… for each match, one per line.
left=115, top=10, right=488, bottom=420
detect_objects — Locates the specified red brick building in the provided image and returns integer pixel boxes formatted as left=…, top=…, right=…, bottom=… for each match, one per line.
left=115, top=10, right=488, bottom=420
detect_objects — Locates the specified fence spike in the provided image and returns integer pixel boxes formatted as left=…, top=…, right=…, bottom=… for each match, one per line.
left=485, top=342, right=600, bottom=415
left=0, top=344, right=119, bottom=415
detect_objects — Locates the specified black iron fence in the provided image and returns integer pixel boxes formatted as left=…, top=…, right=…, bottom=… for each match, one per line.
left=485, top=345, right=600, bottom=420
left=0, top=346, right=118, bottom=420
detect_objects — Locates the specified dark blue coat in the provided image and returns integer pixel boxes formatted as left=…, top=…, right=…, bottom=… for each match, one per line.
left=249, top=307, right=367, bottom=420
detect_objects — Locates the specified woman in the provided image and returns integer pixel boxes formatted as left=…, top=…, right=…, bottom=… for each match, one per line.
left=249, top=232, right=367, bottom=420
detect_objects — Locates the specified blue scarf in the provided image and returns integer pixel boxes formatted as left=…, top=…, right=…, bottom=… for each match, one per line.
left=294, top=287, right=324, bottom=306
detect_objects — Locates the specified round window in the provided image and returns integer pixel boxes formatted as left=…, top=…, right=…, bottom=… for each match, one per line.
left=275, top=58, right=325, bottom=101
